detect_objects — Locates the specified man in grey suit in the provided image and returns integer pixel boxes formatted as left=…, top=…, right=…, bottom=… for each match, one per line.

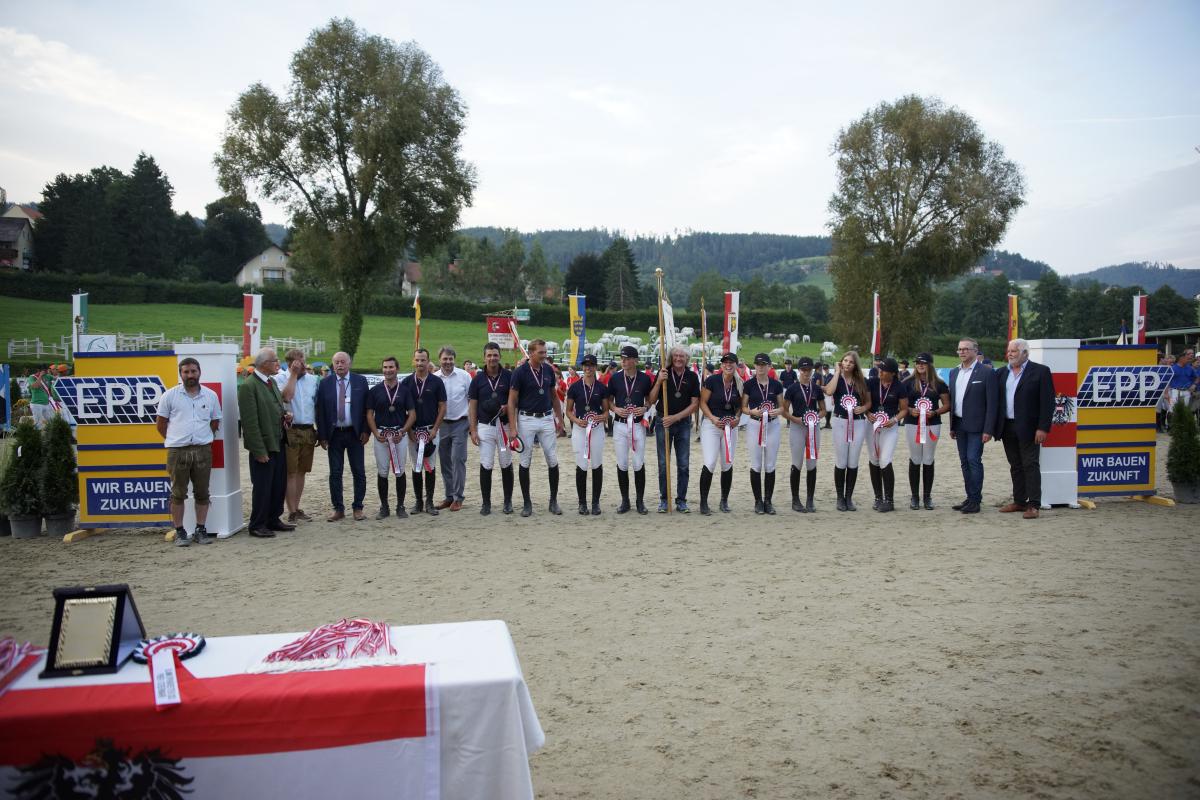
left=948, top=338, right=997, bottom=514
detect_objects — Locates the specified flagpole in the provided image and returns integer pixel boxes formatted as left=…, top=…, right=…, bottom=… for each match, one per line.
left=413, top=290, right=422, bottom=354
left=656, top=268, right=672, bottom=514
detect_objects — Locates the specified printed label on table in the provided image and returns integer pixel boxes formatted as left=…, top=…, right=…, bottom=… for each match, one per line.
left=151, top=650, right=181, bottom=708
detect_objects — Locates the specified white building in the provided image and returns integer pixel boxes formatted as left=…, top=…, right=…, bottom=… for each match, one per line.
left=0, top=217, right=33, bottom=270
left=234, top=245, right=293, bottom=286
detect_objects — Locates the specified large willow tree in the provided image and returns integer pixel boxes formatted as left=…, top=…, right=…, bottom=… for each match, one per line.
left=215, top=18, right=475, bottom=356
left=828, top=95, right=1025, bottom=355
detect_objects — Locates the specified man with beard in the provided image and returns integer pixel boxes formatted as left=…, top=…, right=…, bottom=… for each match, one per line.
left=404, top=349, right=447, bottom=515
left=157, top=357, right=223, bottom=546
left=366, top=356, right=416, bottom=520
left=506, top=339, right=565, bottom=517
left=469, top=342, right=516, bottom=515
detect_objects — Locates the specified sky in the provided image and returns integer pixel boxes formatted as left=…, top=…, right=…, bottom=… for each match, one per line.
left=2, top=0, right=1197, bottom=274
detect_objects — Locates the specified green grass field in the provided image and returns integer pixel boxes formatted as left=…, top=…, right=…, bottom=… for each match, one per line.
left=0, top=296, right=877, bottom=368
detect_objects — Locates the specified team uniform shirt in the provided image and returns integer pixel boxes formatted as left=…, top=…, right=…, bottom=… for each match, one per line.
left=468, top=368, right=513, bottom=425
left=510, top=361, right=557, bottom=415
left=904, top=377, right=948, bottom=426
left=654, top=368, right=701, bottom=418
left=743, top=376, right=784, bottom=471
left=402, top=372, right=446, bottom=429
left=608, top=371, right=654, bottom=419
left=867, top=377, right=903, bottom=422
left=743, top=376, right=784, bottom=413
left=703, top=374, right=743, bottom=420
left=567, top=378, right=609, bottom=470
left=156, top=384, right=222, bottom=447
left=566, top=377, right=609, bottom=419
left=273, top=372, right=320, bottom=425
left=832, top=377, right=870, bottom=419
left=367, top=380, right=414, bottom=430
left=784, top=377, right=822, bottom=416
left=779, top=369, right=797, bottom=389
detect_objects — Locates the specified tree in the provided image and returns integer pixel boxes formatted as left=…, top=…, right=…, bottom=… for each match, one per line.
left=828, top=95, right=1025, bottom=354
left=492, top=231, right=526, bottom=302
left=215, top=18, right=475, bottom=356
left=173, top=212, right=204, bottom=272
left=1149, top=285, right=1196, bottom=331
left=199, top=197, right=271, bottom=282
left=687, top=270, right=734, bottom=312
left=522, top=239, right=549, bottom=301
left=960, top=274, right=1012, bottom=340
left=602, top=237, right=642, bottom=311
left=36, top=167, right=126, bottom=274
left=932, top=287, right=964, bottom=335
left=794, top=284, right=829, bottom=323
left=112, top=153, right=176, bottom=278
left=1031, top=269, right=1069, bottom=337
left=1063, top=282, right=1106, bottom=339
left=563, top=253, right=606, bottom=307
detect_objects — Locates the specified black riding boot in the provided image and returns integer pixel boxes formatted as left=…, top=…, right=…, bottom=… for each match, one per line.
left=845, top=467, right=859, bottom=511
left=922, top=463, right=935, bottom=509
left=519, top=465, right=532, bottom=517
left=880, top=464, right=895, bottom=512
left=790, top=466, right=803, bottom=512
left=719, top=469, right=732, bottom=513
left=869, top=462, right=883, bottom=510
left=425, top=469, right=438, bottom=515
left=576, top=467, right=588, bottom=514
left=376, top=476, right=390, bottom=518
left=763, top=471, right=776, bottom=515
left=834, top=466, right=846, bottom=511
left=616, top=469, right=631, bottom=513
left=750, top=469, right=764, bottom=514
left=634, top=468, right=648, bottom=514
left=806, top=468, right=817, bottom=512
left=548, top=465, right=562, bottom=514
left=411, top=471, right=424, bottom=513
left=591, top=466, right=603, bottom=515
left=699, top=467, right=713, bottom=515
left=479, top=467, right=493, bottom=515
left=908, top=461, right=921, bottom=509
left=501, top=465, right=514, bottom=513
left=394, top=474, right=407, bottom=518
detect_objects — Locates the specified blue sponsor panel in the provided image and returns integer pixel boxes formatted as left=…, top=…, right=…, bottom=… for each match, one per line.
left=85, top=476, right=171, bottom=516
left=1077, top=451, right=1151, bottom=488
left=55, top=376, right=167, bottom=425
left=1076, top=366, right=1171, bottom=408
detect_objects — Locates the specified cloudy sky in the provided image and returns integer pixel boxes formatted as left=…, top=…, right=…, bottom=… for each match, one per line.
left=2, top=1, right=1197, bottom=273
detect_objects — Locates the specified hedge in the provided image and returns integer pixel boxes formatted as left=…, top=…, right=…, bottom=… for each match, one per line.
left=1, top=271, right=830, bottom=340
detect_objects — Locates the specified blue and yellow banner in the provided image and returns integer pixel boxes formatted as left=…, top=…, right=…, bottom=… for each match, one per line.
left=568, top=294, right=587, bottom=366
left=65, top=351, right=178, bottom=527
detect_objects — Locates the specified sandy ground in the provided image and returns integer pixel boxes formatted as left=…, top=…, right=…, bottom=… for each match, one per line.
left=2, top=426, right=1198, bottom=799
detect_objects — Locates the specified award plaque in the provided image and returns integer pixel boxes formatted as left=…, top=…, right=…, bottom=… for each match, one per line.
left=40, top=584, right=146, bottom=678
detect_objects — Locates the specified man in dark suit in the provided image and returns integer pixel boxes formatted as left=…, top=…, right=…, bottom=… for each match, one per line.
left=948, top=338, right=996, bottom=514
left=237, top=348, right=295, bottom=538
left=316, top=351, right=371, bottom=521
left=994, top=338, right=1055, bottom=519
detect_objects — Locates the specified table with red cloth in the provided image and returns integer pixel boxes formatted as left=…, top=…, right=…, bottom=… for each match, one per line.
left=0, top=620, right=544, bottom=799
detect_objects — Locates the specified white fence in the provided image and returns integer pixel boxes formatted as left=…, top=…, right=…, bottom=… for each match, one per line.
left=7, top=337, right=69, bottom=359
left=7, top=331, right=325, bottom=360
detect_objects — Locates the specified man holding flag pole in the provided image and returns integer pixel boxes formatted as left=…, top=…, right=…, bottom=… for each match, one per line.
left=649, top=269, right=699, bottom=513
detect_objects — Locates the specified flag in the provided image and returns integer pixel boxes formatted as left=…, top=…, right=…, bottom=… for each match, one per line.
left=1116, top=320, right=1128, bottom=346
left=1007, top=294, right=1020, bottom=341
left=243, top=293, right=262, bottom=358
left=722, top=291, right=740, bottom=354
left=1132, top=294, right=1147, bottom=344
left=72, top=291, right=88, bottom=354
left=660, top=295, right=676, bottom=353
left=413, top=290, right=422, bottom=352
left=568, top=294, right=587, bottom=366
left=870, top=292, right=881, bottom=355
left=0, top=364, right=10, bottom=433
left=700, top=297, right=708, bottom=366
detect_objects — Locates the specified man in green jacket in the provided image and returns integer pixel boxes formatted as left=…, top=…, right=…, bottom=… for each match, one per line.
left=238, top=348, right=294, bottom=538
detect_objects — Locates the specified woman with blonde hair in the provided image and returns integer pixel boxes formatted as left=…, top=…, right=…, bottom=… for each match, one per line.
left=822, top=351, right=873, bottom=511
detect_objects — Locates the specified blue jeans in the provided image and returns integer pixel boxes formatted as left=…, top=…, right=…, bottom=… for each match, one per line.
left=328, top=428, right=367, bottom=512
left=955, top=430, right=985, bottom=503
left=653, top=417, right=692, bottom=503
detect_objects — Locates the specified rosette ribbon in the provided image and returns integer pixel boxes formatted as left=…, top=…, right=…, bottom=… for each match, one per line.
left=758, top=401, right=774, bottom=450
left=803, top=411, right=820, bottom=460
left=626, top=405, right=637, bottom=452
left=872, top=414, right=889, bottom=459
left=840, top=394, right=858, bottom=442
left=916, top=397, right=937, bottom=444
left=498, top=420, right=511, bottom=452
left=415, top=428, right=433, bottom=472
left=584, top=412, right=599, bottom=467
left=719, top=416, right=735, bottom=465
left=385, top=427, right=405, bottom=475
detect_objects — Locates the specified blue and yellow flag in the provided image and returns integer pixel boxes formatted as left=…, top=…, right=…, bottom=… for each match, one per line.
left=568, top=294, right=587, bottom=366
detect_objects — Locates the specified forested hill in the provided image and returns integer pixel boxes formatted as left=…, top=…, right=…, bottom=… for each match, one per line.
left=457, top=227, right=832, bottom=284
left=1067, top=261, right=1200, bottom=296
left=980, top=249, right=1050, bottom=280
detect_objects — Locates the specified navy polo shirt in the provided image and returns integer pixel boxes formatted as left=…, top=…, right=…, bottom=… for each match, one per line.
left=703, top=374, right=742, bottom=419
left=905, top=377, right=947, bottom=426
left=653, top=367, right=700, bottom=417
left=832, top=376, right=869, bottom=420
left=367, top=380, right=414, bottom=428
left=784, top=377, right=822, bottom=415
left=566, top=378, right=608, bottom=417
left=511, top=361, right=555, bottom=414
left=743, top=376, right=784, bottom=410
left=608, top=370, right=653, bottom=410
left=779, top=368, right=797, bottom=388
left=867, top=376, right=903, bottom=419
left=402, top=372, right=446, bottom=428
left=468, top=367, right=512, bottom=424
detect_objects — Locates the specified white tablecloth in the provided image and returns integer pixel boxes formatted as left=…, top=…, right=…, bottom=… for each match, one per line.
left=0, top=619, right=544, bottom=800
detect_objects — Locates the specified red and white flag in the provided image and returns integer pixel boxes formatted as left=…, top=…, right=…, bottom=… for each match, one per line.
left=1132, top=294, right=1147, bottom=345
left=722, top=291, right=740, bottom=354
left=243, top=293, right=262, bottom=358
left=869, top=292, right=881, bottom=355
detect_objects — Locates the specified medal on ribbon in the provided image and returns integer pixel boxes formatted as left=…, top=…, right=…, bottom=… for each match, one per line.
left=803, top=410, right=820, bottom=460
left=916, top=396, right=937, bottom=444
left=840, top=394, right=858, bottom=441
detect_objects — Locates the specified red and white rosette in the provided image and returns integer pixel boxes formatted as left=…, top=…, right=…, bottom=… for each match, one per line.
left=0, top=637, right=43, bottom=697
left=719, top=416, right=735, bottom=464
left=758, top=401, right=774, bottom=450
left=584, top=412, right=599, bottom=466
left=803, top=411, right=820, bottom=460
left=872, top=414, right=889, bottom=459
left=626, top=405, right=637, bottom=452
left=132, top=633, right=206, bottom=664
left=840, top=394, right=858, bottom=441
left=384, top=427, right=406, bottom=475
left=498, top=419, right=511, bottom=452
left=915, top=397, right=937, bottom=444
left=415, top=428, right=433, bottom=472
left=252, top=618, right=400, bottom=673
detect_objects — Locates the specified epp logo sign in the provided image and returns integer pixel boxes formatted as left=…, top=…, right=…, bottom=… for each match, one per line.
left=1076, top=366, right=1171, bottom=408
left=56, top=376, right=167, bottom=424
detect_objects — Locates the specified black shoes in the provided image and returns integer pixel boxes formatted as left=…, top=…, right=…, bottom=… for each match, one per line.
left=960, top=501, right=981, bottom=514
left=700, top=502, right=712, bottom=515
left=763, top=501, right=776, bottom=515
left=635, top=501, right=648, bottom=515
left=376, top=507, right=390, bottom=520
left=952, top=499, right=967, bottom=511
left=548, top=500, right=563, bottom=515
left=754, top=500, right=765, bottom=515
left=503, top=500, right=514, bottom=514
left=923, top=496, right=934, bottom=510
left=591, top=502, right=601, bottom=516
left=617, top=499, right=631, bottom=514
left=910, top=496, right=920, bottom=510
left=480, top=502, right=491, bottom=516
left=521, top=502, right=533, bottom=517
left=719, top=499, right=731, bottom=513
left=578, top=501, right=589, bottom=515
left=249, top=527, right=275, bottom=538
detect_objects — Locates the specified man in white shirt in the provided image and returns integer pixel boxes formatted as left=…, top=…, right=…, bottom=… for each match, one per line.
left=275, top=348, right=321, bottom=522
left=435, top=345, right=474, bottom=511
left=156, top=358, right=222, bottom=546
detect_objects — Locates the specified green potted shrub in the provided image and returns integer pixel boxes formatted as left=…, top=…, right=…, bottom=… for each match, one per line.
left=41, top=414, right=79, bottom=535
left=0, top=436, right=11, bottom=536
left=0, top=420, right=45, bottom=537
left=1166, top=399, right=1200, bottom=503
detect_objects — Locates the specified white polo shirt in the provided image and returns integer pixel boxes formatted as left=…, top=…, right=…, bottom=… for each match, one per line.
left=157, top=384, right=222, bottom=447
left=438, top=367, right=473, bottom=422
left=274, top=371, right=320, bottom=425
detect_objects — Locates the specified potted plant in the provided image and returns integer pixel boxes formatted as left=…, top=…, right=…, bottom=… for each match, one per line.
left=0, top=419, right=45, bottom=537
left=41, top=414, right=79, bottom=535
left=0, top=436, right=11, bottom=536
left=1166, top=399, right=1200, bottom=503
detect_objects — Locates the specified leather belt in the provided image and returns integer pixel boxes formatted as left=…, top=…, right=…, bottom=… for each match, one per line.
left=519, top=411, right=552, bottom=418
